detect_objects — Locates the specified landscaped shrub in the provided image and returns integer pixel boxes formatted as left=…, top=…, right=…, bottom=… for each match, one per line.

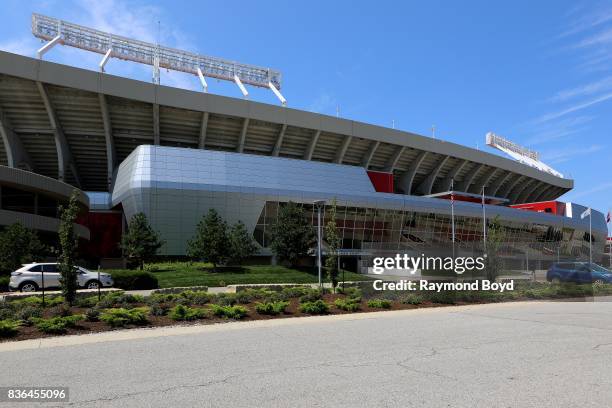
left=279, top=286, right=311, bottom=300
left=146, top=293, right=178, bottom=304
left=334, top=298, right=360, bottom=312
left=97, top=292, right=144, bottom=308
left=20, top=296, right=44, bottom=306
left=168, top=305, right=207, bottom=321
left=15, top=306, right=42, bottom=325
left=0, top=319, right=20, bottom=337
left=339, top=287, right=363, bottom=303
left=76, top=296, right=99, bottom=308
left=33, top=315, right=84, bottom=334
left=100, top=307, right=149, bottom=327
left=49, top=303, right=72, bottom=317
left=0, top=276, right=9, bottom=292
left=235, top=289, right=277, bottom=304
left=401, top=294, right=424, bottom=305
left=298, top=288, right=324, bottom=303
left=215, top=293, right=238, bottom=306
left=336, top=286, right=362, bottom=297
left=255, top=301, right=289, bottom=315
left=427, top=292, right=456, bottom=305
left=367, top=299, right=392, bottom=309
left=210, top=304, right=248, bottom=319
left=178, top=291, right=212, bottom=305
left=109, top=270, right=158, bottom=290
left=0, top=302, right=13, bottom=320
left=15, top=296, right=63, bottom=307
left=145, top=294, right=174, bottom=316
left=149, top=301, right=169, bottom=316
left=97, top=292, right=124, bottom=308
left=85, top=308, right=100, bottom=322
left=299, top=300, right=329, bottom=314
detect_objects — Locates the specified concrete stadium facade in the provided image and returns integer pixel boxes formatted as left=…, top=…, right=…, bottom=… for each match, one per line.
left=0, top=50, right=606, bottom=266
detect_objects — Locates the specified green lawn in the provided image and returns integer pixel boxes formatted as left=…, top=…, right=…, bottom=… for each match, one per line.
left=106, top=262, right=371, bottom=288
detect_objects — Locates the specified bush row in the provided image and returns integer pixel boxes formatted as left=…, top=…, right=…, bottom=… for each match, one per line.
left=109, top=270, right=158, bottom=290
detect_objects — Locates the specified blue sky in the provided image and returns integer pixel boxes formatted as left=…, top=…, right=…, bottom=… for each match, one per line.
left=1, top=0, right=611, bottom=233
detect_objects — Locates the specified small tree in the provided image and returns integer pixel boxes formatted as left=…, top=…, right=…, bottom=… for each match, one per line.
left=187, top=209, right=228, bottom=270
left=228, top=221, right=258, bottom=266
left=120, top=212, right=163, bottom=270
left=0, top=223, right=46, bottom=274
left=484, top=216, right=506, bottom=282
left=325, top=199, right=341, bottom=290
left=58, top=190, right=80, bottom=304
left=270, top=202, right=314, bottom=267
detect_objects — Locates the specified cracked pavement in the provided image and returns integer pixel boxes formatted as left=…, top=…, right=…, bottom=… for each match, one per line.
left=2, top=300, right=612, bottom=407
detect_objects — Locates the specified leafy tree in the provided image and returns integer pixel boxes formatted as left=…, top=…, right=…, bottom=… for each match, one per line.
left=325, top=199, right=341, bottom=290
left=187, top=209, right=228, bottom=270
left=483, top=216, right=506, bottom=282
left=120, top=212, right=164, bottom=270
left=0, top=223, right=46, bottom=274
left=270, top=202, right=314, bottom=267
left=228, top=221, right=258, bottom=265
left=58, top=190, right=80, bottom=304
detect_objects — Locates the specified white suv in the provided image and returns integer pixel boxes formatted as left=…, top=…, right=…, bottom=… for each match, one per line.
left=9, top=263, right=114, bottom=292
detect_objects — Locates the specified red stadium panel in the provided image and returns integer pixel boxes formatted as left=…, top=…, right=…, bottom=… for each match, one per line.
left=78, top=212, right=123, bottom=259
left=510, top=201, right=565, bottom=216
left=367, top=171, right=394, bottom=193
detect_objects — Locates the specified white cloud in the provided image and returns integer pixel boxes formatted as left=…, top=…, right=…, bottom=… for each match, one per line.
left=523, top=115, right=593, bottom=145
left=547, top=76, right=612, bottom=103
left=559, top=7, right=612, bottom=39
left=533, top=91, right=612, bottom=124
left=541, top=144, right=603, bottom=164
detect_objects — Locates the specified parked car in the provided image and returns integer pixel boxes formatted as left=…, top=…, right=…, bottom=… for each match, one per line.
left=546, top=262, right=612, bottom=285
left=9, top=263, right=114, bottom=292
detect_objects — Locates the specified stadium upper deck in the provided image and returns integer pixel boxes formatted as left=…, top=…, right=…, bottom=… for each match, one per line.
left=0, top=51, right=572, bottom=204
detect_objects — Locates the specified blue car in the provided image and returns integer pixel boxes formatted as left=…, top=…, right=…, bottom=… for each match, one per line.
left=546, top=262, right=612, bottom=285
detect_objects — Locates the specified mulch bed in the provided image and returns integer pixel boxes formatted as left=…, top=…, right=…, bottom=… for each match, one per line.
left=1, top=292, right=529, bottom=343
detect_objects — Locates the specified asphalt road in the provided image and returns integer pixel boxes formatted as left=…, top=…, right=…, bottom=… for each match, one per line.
left=2, top=300, right=612, bottom=408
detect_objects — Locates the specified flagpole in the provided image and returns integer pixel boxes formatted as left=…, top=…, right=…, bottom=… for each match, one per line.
left=589, top=209, right=592, bottom=265
left=451, top=178, right=455, bottom=260
left=482, top=185, right=487, bottom=255
left=604, top=208, right=612, bottom=268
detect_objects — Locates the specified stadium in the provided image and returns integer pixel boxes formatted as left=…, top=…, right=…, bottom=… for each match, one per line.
left=0, top=14, right=607, bottom=271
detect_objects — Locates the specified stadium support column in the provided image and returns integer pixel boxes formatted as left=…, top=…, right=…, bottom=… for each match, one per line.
left=472, top=168, right=499, bottom=195
left=383, top=146, right=405, bottom=173
left=456, top=163, right=483, bottom=192
left=198, top=112, right=209, bottom=149
left=439, top=160, right=467, bottom=192
left=272, top=124, right=287, bottom=156
left=488, top=171, right=512, bottom=197
left=237, top=118, right=249, bottom=153
left=398, top=151, right=428, bottom=194
left=334, top=135, right=352, bottom=164
left=0, top=106, right=34, bottom=170
left=361, top=141, right=379, bottom=168
left=304, top=130, right=321, bottom=160
left=512, top=179, right=538, bottom=203
left=416, top=155, right=449, bottom=195
left=36, top=82, right=81, bottom=187
left=498, top=175, right=525, bottom=200
left=521, top=181, right=543, bottom=203
left=533, top=184, right=556, bottom=202
left=98, top=94, right=116, bottom=190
